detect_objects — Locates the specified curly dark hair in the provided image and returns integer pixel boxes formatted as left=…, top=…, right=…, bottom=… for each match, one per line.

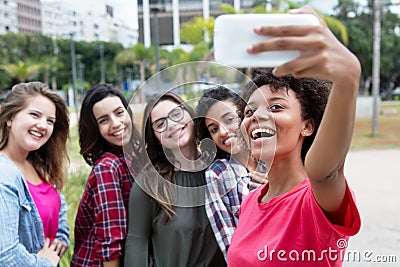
left=239, top=69, right=332, bottom=162
left=195, top=86, right=241, bottom=160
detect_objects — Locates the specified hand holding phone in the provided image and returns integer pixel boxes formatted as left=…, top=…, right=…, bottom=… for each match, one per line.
left=213, top=14, right=320, bottom=68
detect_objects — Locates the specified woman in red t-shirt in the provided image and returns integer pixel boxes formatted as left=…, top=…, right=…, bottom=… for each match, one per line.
left=228, top=6, right=361, bottom=267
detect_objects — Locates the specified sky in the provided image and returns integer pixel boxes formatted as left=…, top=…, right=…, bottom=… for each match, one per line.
left=42, top=0, right=341, bottom=30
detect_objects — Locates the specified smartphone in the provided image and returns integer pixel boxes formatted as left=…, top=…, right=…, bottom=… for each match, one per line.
left=213, top=13, right=320, bottom=68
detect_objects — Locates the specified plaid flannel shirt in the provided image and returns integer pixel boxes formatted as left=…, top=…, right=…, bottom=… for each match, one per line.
left=205, top=157, right=250, bottom=261
left=71, top=152, right=135, bottom=267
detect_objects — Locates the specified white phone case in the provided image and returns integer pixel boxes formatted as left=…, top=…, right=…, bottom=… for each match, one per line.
left=213, top=14, right=320, bottom=68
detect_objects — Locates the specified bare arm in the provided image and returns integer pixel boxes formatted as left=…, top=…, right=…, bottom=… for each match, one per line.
left=103, top=258, right=120, bottom=267
left=248, top=6, right=361, bottom=212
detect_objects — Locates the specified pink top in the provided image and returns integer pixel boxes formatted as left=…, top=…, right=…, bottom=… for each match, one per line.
left=27, top=181, right=61, bottom=244
left=227, top=178, right=361, bottom=267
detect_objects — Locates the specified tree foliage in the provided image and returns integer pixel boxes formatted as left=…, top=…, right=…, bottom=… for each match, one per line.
left=0, top=34, right=123, bottom=93
left=0, top=61, right=40, bottom=83
left=180, top=17, right=215, bottom=45
left=1, top=0, right=399, bottom=100
left=333, top=0, right=400, bottom=96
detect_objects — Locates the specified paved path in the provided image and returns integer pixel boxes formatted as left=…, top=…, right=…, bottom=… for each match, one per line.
left=343, top=148, right=400, bottom=266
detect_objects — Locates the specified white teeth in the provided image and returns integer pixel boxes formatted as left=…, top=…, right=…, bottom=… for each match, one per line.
left=170, top=127, right=184, bottom=138
left=29, top=130, right=43, bottom=138
left=251, top=128, right=275, bottom=139
left=223, top=137, right=233, bottom=145
left=113, top=129, right=124, bottom=136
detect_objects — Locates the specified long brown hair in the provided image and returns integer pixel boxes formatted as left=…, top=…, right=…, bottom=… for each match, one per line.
left=0, top=82, right=70, bottom=190
left=78, top=84, right=143, bottom=168
left=141, top=91, right=196, bottom=221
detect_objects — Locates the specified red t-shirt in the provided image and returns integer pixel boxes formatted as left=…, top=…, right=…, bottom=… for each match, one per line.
left=227, top=178, right=361, bottom=267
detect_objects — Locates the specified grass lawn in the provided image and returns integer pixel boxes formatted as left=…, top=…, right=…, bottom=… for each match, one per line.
left=60, top=100, right=400, bottom=266
left=351, top=101, right=400, bottom=150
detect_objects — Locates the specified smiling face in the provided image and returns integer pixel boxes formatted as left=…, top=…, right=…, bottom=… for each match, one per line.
left=151, top=99, right=195, bottom=151
left=7, top=95, right=56, bottom=154
left=205, top=100, right=242, bottom=156
left=92, top=96, right=133, bottom=147
left=241, top=84, right=313, bottom=162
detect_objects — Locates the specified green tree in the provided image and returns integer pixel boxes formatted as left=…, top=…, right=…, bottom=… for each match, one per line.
left=115, top=43, right=152, bottom=86
left=166, top=47, right=189, bottom=65
left=38, top=56, right=63, bottom=89
left=379, top=7, right=400, bottom=97
left=180, top=17, right=215, bottom=45
left=1, top=61, right=40, bottom=83
left=332, top=0, right=400, bottom=97
left=219, top=3, right=243, bottom=14
left=0, top=33, right=124, bottom=93
left=54, top=39, right=123, bottom=91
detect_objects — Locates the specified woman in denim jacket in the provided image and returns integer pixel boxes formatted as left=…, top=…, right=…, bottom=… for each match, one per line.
left=0, top=82, right=70, bottom=267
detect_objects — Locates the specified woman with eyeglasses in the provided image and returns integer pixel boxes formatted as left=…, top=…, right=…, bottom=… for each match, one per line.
left=125, top=92, right=226, bottom=267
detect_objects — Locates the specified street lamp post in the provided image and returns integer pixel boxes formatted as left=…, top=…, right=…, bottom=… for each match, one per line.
left=99, top=44, right=105, bottom=83
left=70, top=33, right=78, bottom=110
left=126, top=67, right=133, bottom=90
left=371, top=0, right=381, bottom=136
left=76, top=54, right=83, bottom=104
left=150, top=1, right=163, bottom=73
left=78, top=63, right=85, bottom=97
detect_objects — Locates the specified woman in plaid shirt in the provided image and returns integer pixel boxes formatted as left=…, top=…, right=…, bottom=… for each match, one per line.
left=195, top=86, right=267, bottom=261
left=71, top=84, right=143, bottom=267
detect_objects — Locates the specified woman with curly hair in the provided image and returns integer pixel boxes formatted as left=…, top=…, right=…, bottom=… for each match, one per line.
left=228, top=6, right=361, bottom=266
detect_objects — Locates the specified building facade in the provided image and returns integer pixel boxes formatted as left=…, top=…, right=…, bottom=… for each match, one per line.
left=41, top=1, right=137, bottom=47
left=0, top=0, right=18, bottom=34
left=137, top=0, right=258, bottom=46
left=17, top=0, right=42, bottom=34
left=0, top=0, right=137, bottom=47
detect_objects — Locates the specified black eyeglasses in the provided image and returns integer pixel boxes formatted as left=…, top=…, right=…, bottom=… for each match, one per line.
left=151, top=104, right=185, bottom=133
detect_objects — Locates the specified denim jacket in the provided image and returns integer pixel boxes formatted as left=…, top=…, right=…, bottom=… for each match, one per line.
left=0, top=154, right=69, bottom=267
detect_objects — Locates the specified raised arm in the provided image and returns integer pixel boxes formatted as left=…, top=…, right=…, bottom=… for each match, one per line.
left=247, top=6, right=361, bottom=213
